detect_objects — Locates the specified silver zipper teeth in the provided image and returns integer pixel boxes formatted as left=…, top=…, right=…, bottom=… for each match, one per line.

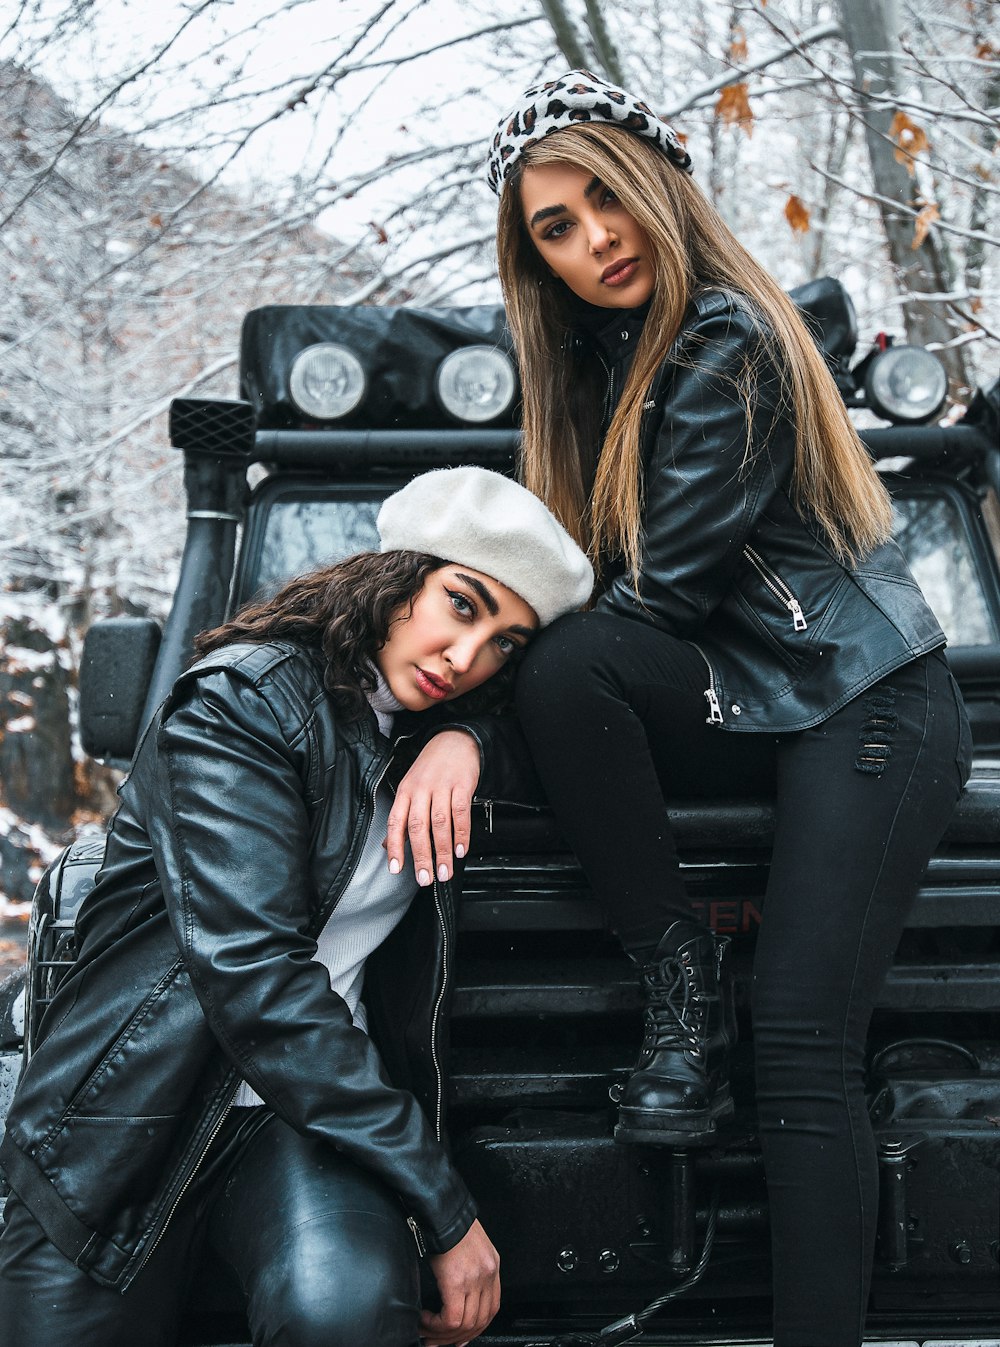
left=317, top=749, right=393, bottom=927
left=596, top=350, right=614, bottom=426
left=429, top=879, right=450, bottom=1142
left=473, top=797, right=547, bottom=836
left=134, top=1088, right=236, bottom=1276
left=689, top=642, right=724, bottom=725
left=407, top=1214, right=427, bottom=1256
left=743, top=545, right=808, bottom=631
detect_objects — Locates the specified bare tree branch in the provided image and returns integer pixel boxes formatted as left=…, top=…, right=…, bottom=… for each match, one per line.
left=661, top=20, right=842, bottom=117
left=582, top=0, right=626, bottom=85
left=538, top=0, right=590, bottom=72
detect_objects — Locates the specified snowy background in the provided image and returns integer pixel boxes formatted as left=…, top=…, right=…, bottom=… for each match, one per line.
left=1, top=0, right=997, bottom=963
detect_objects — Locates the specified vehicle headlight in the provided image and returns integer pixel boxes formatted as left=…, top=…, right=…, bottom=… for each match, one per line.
left=435, top=346, right=517, bottom=424
left=288, top=344, right=366, bottom=421
left=865, top=345, right=947, bottom=425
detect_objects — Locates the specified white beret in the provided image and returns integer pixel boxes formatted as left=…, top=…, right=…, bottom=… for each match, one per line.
left=377, top=467, right=593, bottom=626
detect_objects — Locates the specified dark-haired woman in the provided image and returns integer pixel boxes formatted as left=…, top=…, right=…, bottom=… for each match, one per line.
left=486, top=71, right=972, bottom=1347
left=0, top=466, right=592, bottom=1347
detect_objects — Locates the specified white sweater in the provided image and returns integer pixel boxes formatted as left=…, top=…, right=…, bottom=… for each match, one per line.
left=234, top=674, right=414, bottom=1108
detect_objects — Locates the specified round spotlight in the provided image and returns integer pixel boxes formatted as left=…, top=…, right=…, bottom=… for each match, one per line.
left=865, top=345, right=947, bottom=425
left=288, top=344, right=366, bottom=421
left=435, top=346, right=517, bottom=424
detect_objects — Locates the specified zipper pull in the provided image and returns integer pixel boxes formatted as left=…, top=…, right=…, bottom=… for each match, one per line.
left=704, top=687, right=724, bottom=725
left=787, top=599, right=807, bottom=632
left=484, top=799, right=494, bottom=834
left=407, top=1215, right=427, bottom=1257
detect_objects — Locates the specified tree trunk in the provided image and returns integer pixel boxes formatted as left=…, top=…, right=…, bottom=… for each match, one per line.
left=964, top=2, right=999, bottom=301
left=538, top=0, right=591, bottom=72
left=835, top=0, right=970, bottom=396
left=0, top=615, right=77, bottom=830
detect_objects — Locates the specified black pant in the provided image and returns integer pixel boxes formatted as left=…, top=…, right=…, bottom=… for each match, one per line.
left=515, top=612, right=972, bottom=1347
left=0, top=1111, right=421, bottom=1347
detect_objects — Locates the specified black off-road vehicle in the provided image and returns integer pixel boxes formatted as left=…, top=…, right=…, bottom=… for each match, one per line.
left=2, top=280, right=999, bottom=1345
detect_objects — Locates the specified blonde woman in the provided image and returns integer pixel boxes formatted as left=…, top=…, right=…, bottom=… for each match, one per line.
left=488, top=71, right=971, bottom=1347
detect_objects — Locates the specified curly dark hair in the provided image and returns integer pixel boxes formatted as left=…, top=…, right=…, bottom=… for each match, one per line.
left=193, top=551, right=521, bottom=721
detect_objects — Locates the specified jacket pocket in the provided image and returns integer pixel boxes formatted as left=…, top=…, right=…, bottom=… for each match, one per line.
left=742, top=545, right=808, bottom=632
left=66, top=962, right=216, bottom=1122
left=731, top=550, right=810, bottom=680
left=39, top=1112, right=186, bottom=1236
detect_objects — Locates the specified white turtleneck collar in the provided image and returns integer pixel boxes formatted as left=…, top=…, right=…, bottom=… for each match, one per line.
left=365, top=667, right=405, bottom=737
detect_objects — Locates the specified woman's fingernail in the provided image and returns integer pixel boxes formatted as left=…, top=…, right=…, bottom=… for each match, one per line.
left=438, top=863, right=449, bottom=882
left=418, top=868, right=430, bottom=886
left=389, top=858, right=401, bottom=875
left=455, top=844, right=465, bottom=859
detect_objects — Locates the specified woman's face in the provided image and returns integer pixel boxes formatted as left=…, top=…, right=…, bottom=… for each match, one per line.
left=519, top=161, right=655, bottom=309
left=377, top=565, right=538, bottom=711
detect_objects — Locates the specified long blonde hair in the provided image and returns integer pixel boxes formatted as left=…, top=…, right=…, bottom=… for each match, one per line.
left=496, top=123, right=892, bottom=578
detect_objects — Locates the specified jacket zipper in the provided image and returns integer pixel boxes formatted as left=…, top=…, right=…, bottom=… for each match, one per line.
left=596, top=349, right=616, bottom=430
left=743, top=544, right=808, bottom=632
left=473, top=797, right=548, bottom=836
left=688, top=642, right=724, bottom=725
left=133, top=1086, right=237, bottom=1278
left=429, top=878, right=450, bottom=1142
left=407, top=1214, right=427, bottom=1256
left=312, top=748, right=393, bottom=931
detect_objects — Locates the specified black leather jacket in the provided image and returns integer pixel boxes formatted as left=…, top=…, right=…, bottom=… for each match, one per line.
left=1, top=641, right=507, bottom=1290
left=591, top=290, right=946, bottom=730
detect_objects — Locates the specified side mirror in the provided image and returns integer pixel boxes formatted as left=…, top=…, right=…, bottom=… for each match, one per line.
left=79, top=617, right=162, bottom=762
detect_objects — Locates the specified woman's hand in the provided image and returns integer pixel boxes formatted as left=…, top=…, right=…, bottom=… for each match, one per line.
left=385, top=730, right=481, bottom=885
left=421, top=1218, right=501, bottom=1346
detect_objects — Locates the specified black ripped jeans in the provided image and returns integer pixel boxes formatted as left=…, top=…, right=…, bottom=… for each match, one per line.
left=515, top=611, right=972, bottom=1347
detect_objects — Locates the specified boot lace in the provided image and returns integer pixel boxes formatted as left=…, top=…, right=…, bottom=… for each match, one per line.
left=638, top=949, right=707, bottom=1063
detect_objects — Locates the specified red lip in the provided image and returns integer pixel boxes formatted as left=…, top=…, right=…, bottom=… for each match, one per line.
left=601, top=257, right=639, bottom=285
left=415, top=668, right=454, bottom=700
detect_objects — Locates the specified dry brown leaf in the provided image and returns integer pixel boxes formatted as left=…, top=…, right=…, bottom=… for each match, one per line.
left=912, top=202, right=940, bottom=249
left=149, top=213, right=163, bottom=228
left=976, top=41, right=996, bottom=60
left=785, top=195, right=810, bottom=233
left=730, top=26, right=748, bottom=61
left=970, top=297, right=984, bottom=314
left=716, top=84, right=753, bottom=137
left=70, top=808, right=106, bottom=828
left=369, top=221, right=389, bottom=245
left=890, top=110, right=929, bottom=175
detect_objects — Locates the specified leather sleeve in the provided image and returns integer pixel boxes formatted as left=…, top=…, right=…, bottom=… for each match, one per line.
left=444, top=712, right=546, bottom=804
left=400, top=701, right=547, bottom=805
left=145, top=670, right=476, bottom=1253
left=596, top=299, right=795, bottom=635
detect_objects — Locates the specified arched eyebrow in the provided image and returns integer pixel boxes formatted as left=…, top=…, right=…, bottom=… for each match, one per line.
left=455, top=571, right=499, bottom=615
left=528, top=203, right=566, bottom=229
left=454, top=572, right=535, bottom=640
left=528, top=176, right=603, bottom=230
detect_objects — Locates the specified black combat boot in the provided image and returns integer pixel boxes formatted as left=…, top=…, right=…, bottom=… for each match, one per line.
left=614, top=919, right=734, bottom=1145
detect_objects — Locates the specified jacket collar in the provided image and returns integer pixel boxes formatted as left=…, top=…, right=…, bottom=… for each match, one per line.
left=571, top=297, right=651, bottom=364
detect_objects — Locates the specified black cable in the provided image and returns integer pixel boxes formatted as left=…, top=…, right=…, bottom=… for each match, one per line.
left=526, top=1185, right=721, bottom=1347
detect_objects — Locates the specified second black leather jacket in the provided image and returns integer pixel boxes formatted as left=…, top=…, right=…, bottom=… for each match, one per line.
left=591, top=290, right=946, bottom=730
left=1, top=641, right=512, bottom=1290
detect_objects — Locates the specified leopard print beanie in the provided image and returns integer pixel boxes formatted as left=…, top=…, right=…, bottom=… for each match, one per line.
left=486, top=69, right=692, bottom=197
